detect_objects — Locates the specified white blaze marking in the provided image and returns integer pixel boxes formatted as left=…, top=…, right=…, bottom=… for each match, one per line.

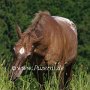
left=52, top=16, right=77, bottom=35
left=19, top=47, right=25, bottom=54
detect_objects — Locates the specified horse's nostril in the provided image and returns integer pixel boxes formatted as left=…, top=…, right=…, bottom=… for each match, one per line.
left=9, top=72, right=17, bottom=82
left=9, top=76, right=18, bottom=82
left=12, top=77, right=18, bottom=82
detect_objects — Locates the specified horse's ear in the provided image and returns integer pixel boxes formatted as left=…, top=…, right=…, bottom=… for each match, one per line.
left=16, top=25, right=22, bottom=38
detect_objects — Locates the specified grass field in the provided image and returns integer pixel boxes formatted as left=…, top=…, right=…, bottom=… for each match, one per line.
left=0, top=60, right=90, bottom=90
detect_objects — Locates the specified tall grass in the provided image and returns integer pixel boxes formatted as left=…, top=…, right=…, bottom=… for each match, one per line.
left=0, top=59, right=89, bottom=90
left=44, top=72, right=59, bottom=90
left=0, top=60, right=13, bottom=90
left=70, top=66, right=89, bottom=90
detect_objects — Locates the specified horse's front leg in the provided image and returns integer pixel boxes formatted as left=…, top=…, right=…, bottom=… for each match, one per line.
left=33, top=70, right=45, bottom=90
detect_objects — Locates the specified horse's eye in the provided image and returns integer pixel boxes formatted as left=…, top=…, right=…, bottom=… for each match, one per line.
left=13, top=47, right=15, bottom=51
left=32, top=45, right=34, bottom=48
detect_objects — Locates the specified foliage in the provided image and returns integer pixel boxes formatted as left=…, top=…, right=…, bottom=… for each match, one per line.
left=0, top=61, right=13, bottom=90
left=70, top=65, right=89, bottom=90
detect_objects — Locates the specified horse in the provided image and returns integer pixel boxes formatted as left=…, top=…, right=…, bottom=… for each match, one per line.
left=10, top=11, right=77, bottom=90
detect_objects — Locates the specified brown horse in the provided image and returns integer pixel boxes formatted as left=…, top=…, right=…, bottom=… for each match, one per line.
left=10, top=11, right=77, bottom=90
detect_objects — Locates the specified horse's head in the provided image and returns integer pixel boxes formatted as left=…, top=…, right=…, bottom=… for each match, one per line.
left=10, top=25, right=43, bottom=81
left=10, top=26, right=34, bottom=81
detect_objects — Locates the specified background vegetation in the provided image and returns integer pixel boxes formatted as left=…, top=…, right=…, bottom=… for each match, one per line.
left=0, top=0, right=90, bottom=90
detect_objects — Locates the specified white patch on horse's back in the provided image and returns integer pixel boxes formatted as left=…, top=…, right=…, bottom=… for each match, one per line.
left=19, top=47, right=25, bottom=54
left=52, top=16, right=77, bottom=35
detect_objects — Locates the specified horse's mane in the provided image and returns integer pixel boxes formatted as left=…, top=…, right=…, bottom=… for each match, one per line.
left=24, top=11, right=51, bottom=34
left=31, top=11, right=50, bottom=25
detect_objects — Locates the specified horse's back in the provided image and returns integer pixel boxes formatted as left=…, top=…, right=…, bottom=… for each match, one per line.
left=52, top=16, right=77, bottom=64
left=52, top=16, right=77, bottom=35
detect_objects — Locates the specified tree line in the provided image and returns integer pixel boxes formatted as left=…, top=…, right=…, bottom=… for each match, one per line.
left=0, top=0, right=90, bottom=70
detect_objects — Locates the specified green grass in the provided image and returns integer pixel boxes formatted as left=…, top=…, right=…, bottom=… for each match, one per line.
left=0, top=60, right=90, bottom=90
left=0, top=61, right=13, bottom=90
left=70, top=66, right=89, bottom=90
